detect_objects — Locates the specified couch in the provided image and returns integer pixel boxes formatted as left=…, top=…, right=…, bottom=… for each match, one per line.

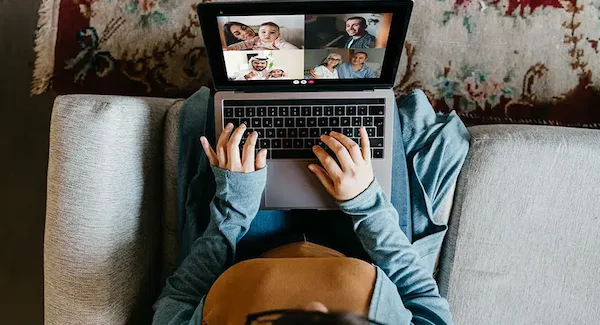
left=44, top=95, right=600, bottom=325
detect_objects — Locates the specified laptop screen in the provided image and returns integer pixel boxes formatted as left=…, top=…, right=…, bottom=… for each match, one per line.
left=198, top=1, right=413, bottom=91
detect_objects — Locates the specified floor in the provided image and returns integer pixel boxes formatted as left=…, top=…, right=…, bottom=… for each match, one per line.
left=0, top=0, right=57, bottom=323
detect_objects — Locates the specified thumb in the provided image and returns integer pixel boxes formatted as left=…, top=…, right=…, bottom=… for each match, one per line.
left=255, top=149, right=268, bottom=170
left=308, top=164, right=334, bottom=196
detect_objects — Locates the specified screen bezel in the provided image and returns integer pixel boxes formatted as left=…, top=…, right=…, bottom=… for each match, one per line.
left=197, top=0, right=414, bottom=92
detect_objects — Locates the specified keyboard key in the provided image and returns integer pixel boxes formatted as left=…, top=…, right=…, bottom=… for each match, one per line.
left=255, top=128, right=265, bottom=138
left=352, top=138, right=360, bottom=145
left=277, top=128, right=286, bottom=138
left=291, top=106, right=300, bottom=116
left=313, top=106, right=323, bottom=116
left=354, top=128, right=361, bottom=137
left=329, top=117, right=340, bottom=127
left=271, top=149, right=314, bottom=159
left=358, top=106, right=368, bottom=115
left=370, top=138, right=384, bottom=147
left=266, top=128, right=275, bottom=138
left=375, top=117, right=384, bottom=136
left=224, top=118, right=239, bottom=127
left=373, top=149, right=384, bottom=159
left=363, top=117, right=373, bottom=126
left=332, top=127, right=342, bottom=134
left=272, top=139, right=282, bottom=148
left=263, top=118, right=273, bottom=128
left=347, top=106, right=357, bottom=115
left=257, top=106, right=267, bottom=117
left=279, top=107, right=289, bottom=116
left=307, top=117, right=317, bottom=127
left=268, top=107, right=278, bottom=116
left=274, top=118, right=283, bottom=127
left=369, top=105, right=385, bottom=116
left=343, top=128, right=353, bottom=137
left=318, top=117, right=328, bottom=127
left=224, top=108, right=234, bottom=117
left=294, top=139, right=303, bottom=148
left=283, top=139, right=293, bottom=148
left=288, top=128, right=298, bottom=138
left=246, top=107, right=256, bottom=117
left=335, top=106, right=345, bottom=115
left=244, top=128, right=253, bottom=138
left=251, top=118, right=261, bottom=127
left=260, top=139, right=271, bottom=148
left=296, top=117, right=306, bottom=127
left=301, top=106, right=311, bottom=116
left=324, top=106, right=334, bottom=116
left=366, top=127, right=375, bottom=137
left=304, top=139, right=315, bottom=148
left=299, top=128, right=309, bottom=138
left=352, top=117, right=361, bottom=126
left=285, top=118, right=295, bottom=127
left=310, top=128, right=320, bottom=137
left=320, top=127, right=332, bottom=135
left=240, top=117, right=251, bottom=126
left=235, top=107, right=245, bottom=117
left=341, top=117, right=350, bottom=126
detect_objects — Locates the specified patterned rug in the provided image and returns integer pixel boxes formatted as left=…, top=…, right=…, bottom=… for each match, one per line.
left=34, top=0, right=600, bottom=127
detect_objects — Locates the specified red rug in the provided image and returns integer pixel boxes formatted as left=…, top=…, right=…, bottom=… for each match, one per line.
left=34, top=0, right=600, bottom=127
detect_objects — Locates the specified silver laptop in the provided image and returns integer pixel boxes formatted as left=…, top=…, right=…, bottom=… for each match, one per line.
left=198, top=0, right=414, bottom=210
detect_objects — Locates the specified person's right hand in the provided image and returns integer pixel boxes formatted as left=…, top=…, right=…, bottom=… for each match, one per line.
left=200, top=123, right=267, bottom=173
left=309, top=68, right=320, bottom=79
left=309, top=127, right=374, bottom=201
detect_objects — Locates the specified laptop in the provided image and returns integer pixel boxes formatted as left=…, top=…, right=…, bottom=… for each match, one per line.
left=197, top=0, right=414, bottom=210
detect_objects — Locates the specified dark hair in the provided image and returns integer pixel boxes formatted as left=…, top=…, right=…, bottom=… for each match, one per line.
left=354, top=51, right=368, bottom=59
left=247, top=310, right=384, bottom=325
left=346, top=16, right=367, bottom=28
left=223, top=22, right=254, bottom=45
left=260, top=21, right=280, bottom=32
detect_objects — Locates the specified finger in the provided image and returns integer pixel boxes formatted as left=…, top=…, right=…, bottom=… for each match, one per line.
left=329, top=131, right=363, bottom=164
left=255, top=149, right=267, bottom=170
left=227, top=124, right=246, bottom=168
left=200, top=136, right=218, bottom=166
left=322, top=134, right=354, bottom=171
left=312, top=145, right=342, bottom=178
left=360, top=126, right=371, bottom=162
left=242, top=131, right=258, bottom=170
left=217, top=123, right=234, bottom=166
left=308, top=164, right=335, bottom=195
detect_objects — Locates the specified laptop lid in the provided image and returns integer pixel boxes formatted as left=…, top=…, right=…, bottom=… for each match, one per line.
left=197, top=0, right=413, bottom=92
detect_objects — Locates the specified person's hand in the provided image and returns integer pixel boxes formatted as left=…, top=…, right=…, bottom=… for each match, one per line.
left=309, top=68, right=320, bottom=79
left=245, top=71, right=258, bottom=80
left=200, top=123, right=267, bottom=173
left=309, top=127, right=374, bottom=201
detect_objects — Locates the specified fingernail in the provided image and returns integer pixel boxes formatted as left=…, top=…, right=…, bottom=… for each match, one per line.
left=227, top=123, right=233, bottom=128
left=308, top=165, right=314, bottom=171
left=312, top=145, right=318, bottom=150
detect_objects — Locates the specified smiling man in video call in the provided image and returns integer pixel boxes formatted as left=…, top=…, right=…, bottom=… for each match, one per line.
left=344, top=16, right=376, bottom=49
left=234, top=55, right=270, bottom=80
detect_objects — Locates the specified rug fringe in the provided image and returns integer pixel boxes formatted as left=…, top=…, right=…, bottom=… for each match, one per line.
left=31, top=0, right=60, bottom=95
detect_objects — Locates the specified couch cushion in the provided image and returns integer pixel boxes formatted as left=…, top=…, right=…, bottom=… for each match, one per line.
left=438, top=125, right=600, bottom=324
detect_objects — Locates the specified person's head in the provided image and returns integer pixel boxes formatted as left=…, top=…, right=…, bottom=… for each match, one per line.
left=258, top=22, right=281, bottom=43
left=249, top=56, right=269, bottom=71
left=224, top=22, right=256, bottom=45
left=246, top=302, right=385, bottom=324
left=351, top=52, right=368, bottom=66
left=321, top=53, right=343, bottom=68
left=269, top=68, right=285, bottom=78
left=345, top=17, right=367, bottom=38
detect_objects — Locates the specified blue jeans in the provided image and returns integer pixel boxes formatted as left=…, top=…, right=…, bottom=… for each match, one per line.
left=182, top=100, right=411, bottom=263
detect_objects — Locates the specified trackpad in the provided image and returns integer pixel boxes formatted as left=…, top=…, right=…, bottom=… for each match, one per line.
left=265, top=161, right=337, bottom=209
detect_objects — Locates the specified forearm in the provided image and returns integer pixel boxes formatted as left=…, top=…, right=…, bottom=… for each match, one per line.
left=339, top=180, right=452, bottom=323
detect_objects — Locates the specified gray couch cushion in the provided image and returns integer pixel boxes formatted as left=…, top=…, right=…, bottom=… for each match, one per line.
left=438, top=125, right=600, bottom=324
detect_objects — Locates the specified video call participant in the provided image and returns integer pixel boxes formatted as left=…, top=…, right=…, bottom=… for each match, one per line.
left=226, top=22, right=299, bottom=51
left=344, top=17, right=376, bottom=49
left=233, top=55, right=270, bottom=80
left=310, top=52, right=376, bottom=79
left=311, top=53, right=343, bottom=79
left=223, top=22, right=256, bottom=45
left=267, top=67, right=289, bottom=79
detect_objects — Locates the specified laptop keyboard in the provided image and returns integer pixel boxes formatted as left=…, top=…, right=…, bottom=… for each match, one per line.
left=223, top=99, right=385, bottom=159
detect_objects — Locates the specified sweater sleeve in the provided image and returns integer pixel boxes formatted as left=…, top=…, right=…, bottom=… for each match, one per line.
left=152, top=166, right=267, bottom=324
left=339, top=179, right=453, bottom=324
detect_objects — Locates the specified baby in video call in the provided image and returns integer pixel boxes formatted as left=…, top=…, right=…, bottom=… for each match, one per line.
left=226, top=22, right=299, bottom=51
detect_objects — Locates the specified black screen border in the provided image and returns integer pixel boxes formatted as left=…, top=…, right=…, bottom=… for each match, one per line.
left=197, top=0, right=414, bottom=92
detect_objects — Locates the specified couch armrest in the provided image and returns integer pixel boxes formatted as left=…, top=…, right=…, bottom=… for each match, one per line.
left=44, top=95, right=180, bottom=325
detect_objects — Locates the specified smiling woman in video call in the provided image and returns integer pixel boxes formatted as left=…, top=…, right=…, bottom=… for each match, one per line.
left=223, top=22, right=257, bottom=45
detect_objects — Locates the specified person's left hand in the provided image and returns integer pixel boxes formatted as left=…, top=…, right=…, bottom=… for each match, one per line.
left=200, top=123, right=267, bottom=173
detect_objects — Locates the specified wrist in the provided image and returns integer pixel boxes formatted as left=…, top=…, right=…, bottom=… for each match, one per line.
left=211, top=165, right=267, bottom=201
left=338, top=178, right=382, bottom=212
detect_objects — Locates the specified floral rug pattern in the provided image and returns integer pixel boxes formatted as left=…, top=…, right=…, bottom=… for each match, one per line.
left=34, top=0, right=600, bottom=127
